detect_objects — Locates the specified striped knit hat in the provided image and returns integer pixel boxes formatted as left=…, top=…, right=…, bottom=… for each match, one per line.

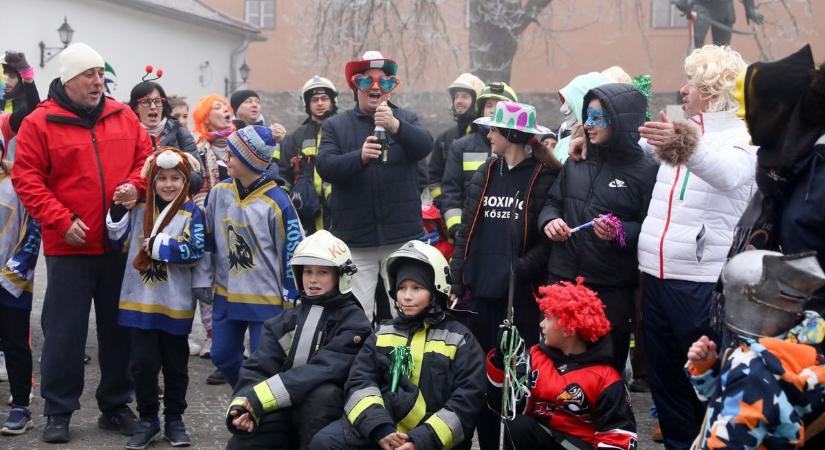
left=227, top=125, right=275, bottom=173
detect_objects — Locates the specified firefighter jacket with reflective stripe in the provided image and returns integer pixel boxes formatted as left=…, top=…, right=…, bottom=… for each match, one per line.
left=279, top=119, right=332, bottom=234
left=344, top=316, right=486, bottom=450
left=427, top=124, right=471, bottom=209
left=440, top=129, right=491, bottom=234
left=230, top=291, right=372, bottom=424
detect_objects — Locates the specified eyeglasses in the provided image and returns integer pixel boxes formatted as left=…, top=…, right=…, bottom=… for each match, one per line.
left=137, top=97, right=166, bottom=108
left=352, top=74, right=400, bottom=93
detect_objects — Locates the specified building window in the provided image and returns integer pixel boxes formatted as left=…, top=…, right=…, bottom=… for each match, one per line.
left=245, top=0, right=275, bottom=29
left=651, top=0, right=688, bottom=28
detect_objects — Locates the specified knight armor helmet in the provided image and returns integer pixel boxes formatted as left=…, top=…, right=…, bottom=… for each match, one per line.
left=722, top=250, right=825, bottom=338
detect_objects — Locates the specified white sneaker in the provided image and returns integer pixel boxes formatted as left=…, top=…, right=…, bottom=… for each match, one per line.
left=0, top=352, right=7, bottom=382
left=187, top=338, right=201, bottom=356
left=199, top=338, right=211, bottom=358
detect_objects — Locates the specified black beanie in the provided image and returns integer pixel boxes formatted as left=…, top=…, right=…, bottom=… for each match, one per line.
left=230, top=89, right=259, bottom=113
left=393, top=259, right=435, bottom=297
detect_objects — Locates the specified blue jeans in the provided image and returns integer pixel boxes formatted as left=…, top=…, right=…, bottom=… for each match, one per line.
left=210, top=295, right=264, bottom=388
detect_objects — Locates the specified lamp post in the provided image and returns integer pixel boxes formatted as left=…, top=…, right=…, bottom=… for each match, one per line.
left=39, top=17, right=74, bottom=68
left=224, top=59, right=251, bottom=96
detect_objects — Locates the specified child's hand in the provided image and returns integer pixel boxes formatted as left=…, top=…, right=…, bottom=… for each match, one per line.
left=142, top=238, right=151, bottom=253
left=378, top=432, right=407, bottom=450
left=113, top=183, right=138, bottom=209
left=397, top=443, right=417, bottom=450
left=229, top=399, right=255, bottom=432
left=687, top=335, right=717, bottom=369
left=593, top=215, right=616, bottom=241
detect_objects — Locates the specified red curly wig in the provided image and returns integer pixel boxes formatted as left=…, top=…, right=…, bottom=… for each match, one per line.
left=536, top=277, right=611, bottom=343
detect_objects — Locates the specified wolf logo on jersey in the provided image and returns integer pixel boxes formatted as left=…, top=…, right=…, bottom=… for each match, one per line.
left=227, top=223, right=255, bottom=272
left=142, top=259, right=168, bottom=287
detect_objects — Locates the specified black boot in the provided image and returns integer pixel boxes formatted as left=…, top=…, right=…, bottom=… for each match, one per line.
left=41, top=414, right=71, bottom=444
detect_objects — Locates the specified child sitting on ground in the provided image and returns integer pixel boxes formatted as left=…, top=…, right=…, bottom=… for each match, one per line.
left=487, top=277, right=637, bottom=450
left=686, top=250, right=825, bottom=450
left=310, top=240, right=486, bottom=450
left=107, top=147, right=205, bottom=449
left=225, top=230, right=372, bottom=450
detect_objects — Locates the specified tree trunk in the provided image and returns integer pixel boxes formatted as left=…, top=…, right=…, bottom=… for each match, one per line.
left=467, top=0, right=553, bottom=83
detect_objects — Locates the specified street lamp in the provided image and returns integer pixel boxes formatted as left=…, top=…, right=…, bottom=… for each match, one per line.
left=39, top=17, right=74, bottom=68
left=224, top=59, right=252, bottom=96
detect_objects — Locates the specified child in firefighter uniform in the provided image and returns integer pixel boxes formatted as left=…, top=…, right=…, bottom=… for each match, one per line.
left=224, top=230, right=372, bottom=449
left=310, top=240, right=486, bottom=450
left=193, top=125, right=304, bottom=387
left=107, top=147, right=206, bottom=448
left=487, top=277, right=637, bottom=450
left=686, top=250, right=825, bottom=450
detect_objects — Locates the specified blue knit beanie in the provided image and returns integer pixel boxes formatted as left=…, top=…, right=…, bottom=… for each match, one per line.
left=227, top=125, right=275, bottom=173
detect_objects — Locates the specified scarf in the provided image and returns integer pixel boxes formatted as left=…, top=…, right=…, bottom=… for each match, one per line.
left=142, top=117, right=167, bottom=138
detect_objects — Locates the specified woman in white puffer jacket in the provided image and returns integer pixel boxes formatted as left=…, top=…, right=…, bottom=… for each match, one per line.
left=635, top=45, right=756, bottom=450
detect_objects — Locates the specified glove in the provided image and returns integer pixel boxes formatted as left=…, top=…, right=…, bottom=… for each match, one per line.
left=3, top=51, right=33, bottom=81
left=193, top=287, right=214, bottom=305
left=386, top=376, right=420, bottom=421
left=225, top=399, right=257, bottom=434
left=492, top=323, right=517, bottom=368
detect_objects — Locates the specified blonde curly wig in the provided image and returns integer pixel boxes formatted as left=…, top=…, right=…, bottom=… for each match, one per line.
left=684, top=45, right=747, bottom=113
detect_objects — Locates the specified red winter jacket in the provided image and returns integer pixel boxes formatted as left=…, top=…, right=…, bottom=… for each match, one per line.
left=12, top=97, right=152, bottom=255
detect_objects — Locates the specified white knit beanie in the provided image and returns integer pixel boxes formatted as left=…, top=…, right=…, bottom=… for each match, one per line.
left=59, top=43, right=105, bottom=85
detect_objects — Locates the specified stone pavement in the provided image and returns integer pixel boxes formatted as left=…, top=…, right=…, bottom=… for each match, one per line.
left=0, top=255, right=662, bottom=449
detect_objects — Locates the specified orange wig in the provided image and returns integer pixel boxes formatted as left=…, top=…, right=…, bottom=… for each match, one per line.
left=191, top=94, right=233, bottom=143
left=536, top=277, right=612, bottom=343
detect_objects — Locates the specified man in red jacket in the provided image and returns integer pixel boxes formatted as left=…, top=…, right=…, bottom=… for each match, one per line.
left=12, top=42, right=152, bottom=444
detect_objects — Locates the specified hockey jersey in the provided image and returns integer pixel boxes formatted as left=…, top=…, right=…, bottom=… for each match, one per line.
left=195, top=178, right=303, bottom=322
left=487, top=339, right=637, bottom=450
left=108, top=200, right=205, bottom=335
left=0, top=170, right=41, bottom=310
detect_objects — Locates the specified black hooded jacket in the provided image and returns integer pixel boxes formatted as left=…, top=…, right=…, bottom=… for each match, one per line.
left=440, top=129, right=492, bottom=235
left=538, top=83, right=658, bottom=287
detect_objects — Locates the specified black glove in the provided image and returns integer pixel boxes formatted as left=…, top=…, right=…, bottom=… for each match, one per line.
left=3, top=51, right=32, bottom=79
left=492, top=323, right=516, bottom=368
left=226, top=403, right=256, bottom=434
left=193, top=287, right=214, bottom=305
left=386, top=376, right=420, bottom=421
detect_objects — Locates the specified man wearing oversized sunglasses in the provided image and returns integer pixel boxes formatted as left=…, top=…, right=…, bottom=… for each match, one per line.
left=316, top=50, right=433, bottom=325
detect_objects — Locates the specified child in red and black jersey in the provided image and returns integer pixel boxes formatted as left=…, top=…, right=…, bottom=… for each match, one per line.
left=487, top=277, right=637, bottom=450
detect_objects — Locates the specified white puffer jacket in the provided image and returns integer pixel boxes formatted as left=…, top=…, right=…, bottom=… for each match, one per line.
left=638, top=111, right=756, bottom=282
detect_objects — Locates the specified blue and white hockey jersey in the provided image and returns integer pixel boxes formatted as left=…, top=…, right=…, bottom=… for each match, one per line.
left=0, top=170, right=41, bottom=310
left=108, top=200, right=205, bottom=335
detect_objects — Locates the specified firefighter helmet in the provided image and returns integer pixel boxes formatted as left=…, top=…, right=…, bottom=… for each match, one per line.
left=289, top=230, right=357, bottom=295
left=301, top=75, right=338, bottom=113
left=382, top=240, right=451, bottom=304
left=475, top=81, right=518, bottom=116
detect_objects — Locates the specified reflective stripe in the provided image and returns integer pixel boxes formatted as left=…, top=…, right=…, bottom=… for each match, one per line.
left=253, top=381, right=278, bottom=412
left=277, top=329, right=295, bottom=356
left=376, top=325, right=409, bottom=349
left=272, top=148, right=281, bottom=160
left=376, top=333, right=408, bottom=348
left=264, top=374, right=292, bottom=409
left=301, top=138, right=317, bottom=157
left=397, top=390, right=427, bottom=433
left=462, top=152, right=488, bottom=172
left=409, top=326, right=428, bottom=384
left=424, top=340, right=458, bottom=359
left=427, top=329, right=465, bottom=346
left=428, top=184, right=442, bottom=199
left=426, top=409, right=464, bottom=449
left=345, top=387, right=385, bottom=424
left=444, top=209, right=462, bottom=230
left=292, top=304, right=324, bottom=367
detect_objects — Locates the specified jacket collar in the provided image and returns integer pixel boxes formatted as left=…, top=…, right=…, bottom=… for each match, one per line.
left=690, top=110, right=745, bottom=135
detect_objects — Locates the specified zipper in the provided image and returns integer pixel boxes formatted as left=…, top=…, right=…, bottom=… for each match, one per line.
left=520, top=164, right=543, bottom=253
left=90, top=127, right=109, bottom=251
left=462, top=158, right=498, bottom=261
left=574, top=160, right=605, bottom=277
left=658, top=165, right=682, bottom=278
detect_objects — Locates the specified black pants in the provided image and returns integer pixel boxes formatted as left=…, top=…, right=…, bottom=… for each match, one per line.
left=310, top=416, right=473, bottom=450
left=40, top=253, right=133, bottom=416
left=642, top=273, right=716, bottom=450
left=0, top=303, right=32, bottom=407
left=469, top=294, right=543, bottom=450
left=229, top=383, right=344, bottom=450
left=506, top=415, right=568, bottom=450
left=630, top=278, right=648, bottom=381
left=131, top=328, right=189, bottom=420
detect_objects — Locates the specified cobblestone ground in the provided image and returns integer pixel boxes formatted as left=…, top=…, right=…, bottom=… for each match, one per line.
left=0, top=255, right=661, bottom=449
